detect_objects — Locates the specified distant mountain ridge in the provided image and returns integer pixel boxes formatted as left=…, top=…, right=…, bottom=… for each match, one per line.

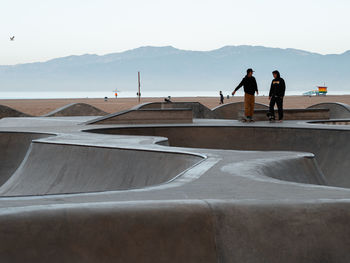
left=0, top=45, right=349, bottom=94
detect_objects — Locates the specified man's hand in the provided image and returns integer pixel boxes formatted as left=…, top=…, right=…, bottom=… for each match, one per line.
left=256, top=91, right=259, bottom=96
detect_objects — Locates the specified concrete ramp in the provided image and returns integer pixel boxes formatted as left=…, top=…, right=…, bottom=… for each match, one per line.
left=86, top=108, right=193, bottom=125
left=93, top=126, right=350, bottom=188
left=0, top=142, right=202, bottom=196
left=0, top=105, right=31, bottom=118
left=0, top=200, right=217, bottom=263
left=43, top=103, right=107, bottom=117
left=239, top=108, right=330, bottom=121
left=212, top=102, right=268, bottom=119
left=134, top=102, right=215, bottom=119
left=0, top=132, right=51, bottom=186
left=308, top=102, right=350, bottom=119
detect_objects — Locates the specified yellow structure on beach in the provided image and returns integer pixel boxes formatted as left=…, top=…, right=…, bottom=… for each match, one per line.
left=303, top=86, right=328, bottom=96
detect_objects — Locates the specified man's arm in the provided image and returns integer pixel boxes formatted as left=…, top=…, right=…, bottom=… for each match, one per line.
left=254, top=78, right=259, bottom=95
left=232, top=78, right=244, bottom=95
left=281, top=79, right=286, bottom=97
left=269, top=81, right=273, bottom=99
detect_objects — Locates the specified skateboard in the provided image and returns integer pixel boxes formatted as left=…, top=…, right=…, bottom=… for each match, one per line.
left=241, top=118, right=255, bottom=123
left=266, top=112, right=275, bottom=123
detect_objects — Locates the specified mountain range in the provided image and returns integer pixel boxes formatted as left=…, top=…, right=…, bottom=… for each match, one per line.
left=1, top=45, right=349, bottom=95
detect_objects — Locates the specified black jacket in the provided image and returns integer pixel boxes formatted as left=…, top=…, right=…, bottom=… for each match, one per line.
left=269, top=73, right=286, bottom=97
left=234, top=76, right=258, bottom=95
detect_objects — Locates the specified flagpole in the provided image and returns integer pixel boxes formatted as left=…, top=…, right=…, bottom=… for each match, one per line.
left=138, top=71, right=141, bottom=103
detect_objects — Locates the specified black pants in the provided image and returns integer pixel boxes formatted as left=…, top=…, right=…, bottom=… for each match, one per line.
left=269, top=96, right=284, bottom=120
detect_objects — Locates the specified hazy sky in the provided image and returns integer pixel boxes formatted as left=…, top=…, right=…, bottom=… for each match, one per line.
left=1, top=0, right=350, bottom=65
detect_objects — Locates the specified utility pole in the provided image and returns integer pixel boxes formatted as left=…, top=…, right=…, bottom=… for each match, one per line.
left=137, top=71, right=141, bottom=103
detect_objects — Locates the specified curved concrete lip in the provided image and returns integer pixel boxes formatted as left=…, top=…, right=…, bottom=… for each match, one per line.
left=42, top=103, right=108, bottom=117
left=307, top=119, right=350, bottom=125
left=0, top=130, right=208, bottom=196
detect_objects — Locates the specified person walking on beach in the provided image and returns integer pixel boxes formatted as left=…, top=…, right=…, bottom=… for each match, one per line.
left=267, top=70, right=286, bottom=122
left=219, top=91, right=224, bottom=104
left=232, top=68, right=259, bottom=122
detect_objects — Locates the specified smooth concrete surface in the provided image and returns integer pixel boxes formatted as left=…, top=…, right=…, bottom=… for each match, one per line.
left=311, top=120, right=350, bottom=125
left=0, top=104, right=31, bottom=118
left=239, top=108, right=330, bottom=120
left=0, top=105, right=350, bottom=262
left=135, top=102, right=215, bottom=119
left=43, top=103, right=108, bottom=117
left=87, top=108, right=193, bottom=125
left=0, top=201, right=217, bottom=263
left=93, top=125, right=349, bottom=187
left=0, top=132, right=51, bottom=186
left=308, top=102, right=350, bottom=119
left=212, top=102, right=269, bottom=119
left=0, top=141, right=202, bottom=196
left=210, top=200, right=350, bottom=263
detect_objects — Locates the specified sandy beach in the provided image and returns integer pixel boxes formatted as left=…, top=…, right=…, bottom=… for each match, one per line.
left=0, top=95, right=350, bottom=116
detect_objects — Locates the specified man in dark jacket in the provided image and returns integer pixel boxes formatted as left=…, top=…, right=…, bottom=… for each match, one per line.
left=219, top=91, right=224, bottom=104
left=268, top=70, right=286, bottom=122
left=232, top=68, right=259, bottom=122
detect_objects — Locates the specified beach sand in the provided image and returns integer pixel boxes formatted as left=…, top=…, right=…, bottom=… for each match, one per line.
left=0, top=95, right=350, bottom=116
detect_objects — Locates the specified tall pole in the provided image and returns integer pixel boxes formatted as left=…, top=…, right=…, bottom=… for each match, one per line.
left=138, top=71, right=141, bottom=103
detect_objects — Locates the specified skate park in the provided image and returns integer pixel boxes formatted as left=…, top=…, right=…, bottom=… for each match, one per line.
left=0, top=101, right=350, bottom=262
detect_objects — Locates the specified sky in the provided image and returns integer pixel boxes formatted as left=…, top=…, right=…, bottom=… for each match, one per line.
left=1, top=0, right=350, bottom=65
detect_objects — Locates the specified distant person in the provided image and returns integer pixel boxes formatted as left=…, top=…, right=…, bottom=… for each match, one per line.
left=219, top=91, right=224, bottom=104
left=164, top=96, right=172, bottom=103
left=267, top=70, right=286, bottom=122
left=232, top=68, right=259, bottom=122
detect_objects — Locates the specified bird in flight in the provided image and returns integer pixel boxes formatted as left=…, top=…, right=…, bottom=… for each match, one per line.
left=10, top=36, right=15, bottom=41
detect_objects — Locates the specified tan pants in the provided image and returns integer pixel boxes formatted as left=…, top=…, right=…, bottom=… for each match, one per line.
left=244, top=93, right=255, bottom=117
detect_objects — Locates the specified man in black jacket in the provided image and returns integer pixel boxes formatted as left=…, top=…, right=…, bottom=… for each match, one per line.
left=268, top=70, right=286, bottom=122
left=219, top=91, right=224, bottom=104
left=232, top=68, right=259, bottom=122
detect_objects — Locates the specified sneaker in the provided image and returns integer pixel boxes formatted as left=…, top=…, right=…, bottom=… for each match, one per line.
left=267, top=112, right=275, bottom=122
